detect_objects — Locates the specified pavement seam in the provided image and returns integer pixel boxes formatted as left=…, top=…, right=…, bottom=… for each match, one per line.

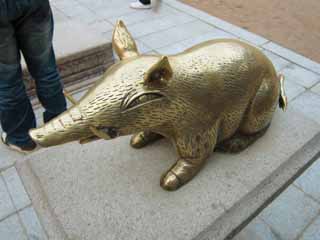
left=263, top=48, right=320, bottom=76
left=161, top=2, right=241, bottom=40
left=0, top=202, right=32, bottom=223
left=293, top=183, right=320, bottom=205
left=295, top=210, right=320, bottom=240
left=257, top=217, right=283, bottom=240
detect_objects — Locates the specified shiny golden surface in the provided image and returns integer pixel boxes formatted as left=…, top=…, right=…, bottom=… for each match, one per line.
left=29, top=20, right=287, bottom=191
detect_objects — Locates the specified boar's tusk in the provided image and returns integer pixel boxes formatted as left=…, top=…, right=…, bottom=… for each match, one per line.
left=63, top=90, right=78, bottom=105
left=89, top=126, right=112, bottom=140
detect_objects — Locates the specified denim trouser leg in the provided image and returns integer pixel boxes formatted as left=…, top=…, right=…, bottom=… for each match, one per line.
left=0, top=21, right=36, bottom=145
left=0, top=1, right=66, bottom=146
left=16, top=2, right=66, bottom=123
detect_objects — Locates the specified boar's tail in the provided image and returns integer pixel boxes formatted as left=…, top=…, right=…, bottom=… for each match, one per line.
left=278, top=74, right=288, bottom=111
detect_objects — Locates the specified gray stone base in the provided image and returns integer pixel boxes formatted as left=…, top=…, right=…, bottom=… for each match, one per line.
left=17, top=108, right=320, bottom=240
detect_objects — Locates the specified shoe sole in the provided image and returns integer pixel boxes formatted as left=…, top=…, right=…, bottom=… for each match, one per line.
left=1, top=134, right=37, bottom=154
left=129, top=4, right=152, bottom=9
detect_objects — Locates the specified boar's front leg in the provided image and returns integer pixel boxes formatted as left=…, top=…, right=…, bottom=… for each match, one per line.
left=130, top=131, right=163, bottom=149
left=160, top=127, right=217, bottom=191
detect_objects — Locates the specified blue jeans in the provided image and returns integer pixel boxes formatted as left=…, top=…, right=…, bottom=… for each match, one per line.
left=0, top=0, right=66, bottom=146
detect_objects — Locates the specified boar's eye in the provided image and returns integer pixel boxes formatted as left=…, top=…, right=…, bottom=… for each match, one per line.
left=126, top=92, right=163, bottom=110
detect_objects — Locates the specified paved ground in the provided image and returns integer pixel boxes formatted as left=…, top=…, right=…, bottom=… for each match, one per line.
left=181, top=0, right=320, bottom=63
left=0, top=0, right=320, bottom=239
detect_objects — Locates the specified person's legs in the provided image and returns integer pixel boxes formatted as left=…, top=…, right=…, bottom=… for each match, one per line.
left=15, top=1, right=66, bottom=124
left=0, top=18, right=36, bottom=149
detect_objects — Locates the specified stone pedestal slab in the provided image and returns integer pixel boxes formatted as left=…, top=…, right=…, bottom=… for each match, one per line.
left=17, top=108, right=320, bottom=240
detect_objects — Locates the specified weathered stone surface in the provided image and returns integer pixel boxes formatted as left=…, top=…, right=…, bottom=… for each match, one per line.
left=17, top=108, right=320, bottom=240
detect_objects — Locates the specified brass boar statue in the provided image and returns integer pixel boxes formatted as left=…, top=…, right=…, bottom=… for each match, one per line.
left=29, top=20, right=287, bottom=191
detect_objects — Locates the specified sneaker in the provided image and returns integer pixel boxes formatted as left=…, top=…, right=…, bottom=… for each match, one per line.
left=1, top=132, right=37, bottom=154
left=130, top=1, right=152, bottom=9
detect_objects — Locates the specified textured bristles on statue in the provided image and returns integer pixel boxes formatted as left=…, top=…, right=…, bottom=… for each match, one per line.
left=29, top=20, right=287, bottom=191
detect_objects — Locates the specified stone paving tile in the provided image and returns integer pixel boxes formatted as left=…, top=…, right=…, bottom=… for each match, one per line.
left=136, top=40, right=152, bottom=54
left=127, top=12, right=195, bottom=39
left=19, top=207, right=48, bottom=240
left=76, top=0, right=128, bottom=12
left=294, top=158, right=320, bottom=201
left=65, top=6, right=98, bottom=25
left=299, top=215, right=320, bottom=240
left=281, top=64, right=320, bottom=89
left=128, top=17, right=174, bottom=39
left=53, top=20, right=106, bottom=57
left=311, top=82, right=320, bottom=96
left=87, top=20, right=114, bottom=35
left=260, top=185, right=320, bottom=240
left=162, top=0, right=269, bottom=46
left=0, top=148, right=19, bottom=172
left=0, top=176, right=15, bottom=221
left=285, top=81, right=306, bottom=101
left=228, top=26, right=269, bottom=46
left=234, top=217, right=279, bottom=240
left=94, top=4, right=137, bottom=21
left=145, top=50, right=159, bottom=55
left=0, top=214, right=27, bottom=240
left=109, top=10, right=157, bottom=26
left=262, top=41, right=320, bottom=75
left=262, top=50, right=292, bottom=72
left=50, top=0, right=79, bottom=13
left=108, top=4, right=182, bottom=26
left=181, top=28, right=236, bottom=48
left=0, top=128, right=22, bottom=171
left=51, top=6, right=69, bottom=23
left=156, top=42, right=187, bottom=55
left=291, top=91, right=320, bottom=125
left=2, top=167, right=31, bottom=211
left=139, top=20, right=216, bottom=49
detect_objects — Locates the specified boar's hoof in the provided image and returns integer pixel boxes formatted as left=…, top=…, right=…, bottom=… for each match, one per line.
left=160, top=171, right=181, bottom=191
left=130, top=131, right=163, bottom=149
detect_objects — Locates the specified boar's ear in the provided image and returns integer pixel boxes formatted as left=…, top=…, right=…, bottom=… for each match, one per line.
left=144, top=56, right=173, bottom=88
left=112, top=20, right=139, bottom=60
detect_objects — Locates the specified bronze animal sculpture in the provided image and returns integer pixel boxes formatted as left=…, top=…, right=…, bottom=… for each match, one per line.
left=29, top=20, right=287, bottom=191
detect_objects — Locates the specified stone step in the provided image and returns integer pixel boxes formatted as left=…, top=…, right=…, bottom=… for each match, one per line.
left=22, top=20, right=114, bottom=99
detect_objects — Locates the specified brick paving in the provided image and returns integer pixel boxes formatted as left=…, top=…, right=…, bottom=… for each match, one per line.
left=0, top=0, right=320, bottom=239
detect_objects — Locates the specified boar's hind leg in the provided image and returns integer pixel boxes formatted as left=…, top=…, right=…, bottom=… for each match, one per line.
left=160, top=128, right=217, bottom=191
left=216, top=75, right=278, bottom=153
left=130, top=131, right=163, bottom=149
left=215, top=124, right=269, bottom=153
left=240, top=75, right=279, bottom=134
